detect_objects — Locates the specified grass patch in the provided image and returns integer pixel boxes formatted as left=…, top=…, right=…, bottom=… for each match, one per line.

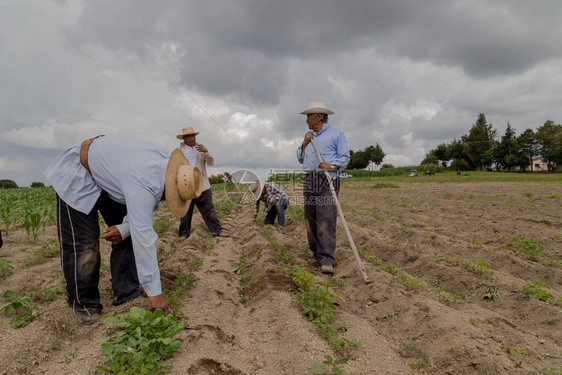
left=360, top=247, right=423, bottom=291
left=153, top=216, right=175, bottom=236
left=286, top=204, right=305, bottom=223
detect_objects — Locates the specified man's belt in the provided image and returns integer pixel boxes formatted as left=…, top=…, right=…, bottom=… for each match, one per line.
left=80, top=135, right=104, bottom=174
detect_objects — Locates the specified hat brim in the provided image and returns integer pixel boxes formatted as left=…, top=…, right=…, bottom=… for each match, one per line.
left=176, top=132, right=200, bottom=140
left=299, top=108, right=334, bottom=115
left=165, top=149, right=192, bottom=218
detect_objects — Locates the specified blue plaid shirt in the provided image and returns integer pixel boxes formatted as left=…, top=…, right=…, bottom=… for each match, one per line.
left=254, top=182, right=288, bottom=216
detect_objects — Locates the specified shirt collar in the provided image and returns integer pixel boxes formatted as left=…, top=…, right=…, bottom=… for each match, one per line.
left=312, top=123, right=330, bottom=136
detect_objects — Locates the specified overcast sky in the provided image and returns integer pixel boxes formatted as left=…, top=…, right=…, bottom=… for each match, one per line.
left=2, top=1, right=562, bottom=186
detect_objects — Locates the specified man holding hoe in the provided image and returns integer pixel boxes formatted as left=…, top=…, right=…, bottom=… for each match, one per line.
left=297, top=102, right=350, bottom=275
left=45, top=135, right=202, bottom=324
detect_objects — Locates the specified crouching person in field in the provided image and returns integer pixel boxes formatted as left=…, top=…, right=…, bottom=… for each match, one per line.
left=44, top=135, right=202, bottom=325
left=251, top=179, right=289, bottom=229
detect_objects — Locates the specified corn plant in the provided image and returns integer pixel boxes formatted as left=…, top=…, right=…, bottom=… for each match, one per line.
left=23, top=207, right=43, bottom=244
left=0, top=203, right=17, bottom=235
left=0, top=259, right=14, bottom=281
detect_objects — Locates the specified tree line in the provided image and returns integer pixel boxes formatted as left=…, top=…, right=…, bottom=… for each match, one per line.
left=347, top=144, right=386, bottom=170
left=422, top=113, right=562, bottom=172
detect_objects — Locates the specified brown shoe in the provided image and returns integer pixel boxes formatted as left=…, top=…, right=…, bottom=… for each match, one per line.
left=321, top=265, right=334, bottom=275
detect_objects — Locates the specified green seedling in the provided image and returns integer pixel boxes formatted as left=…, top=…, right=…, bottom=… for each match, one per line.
left=505, top=236, right=544, bottom=261
left=469, top=317, right=481, bottom=326
left=98, top=307, right=186, bottom=374
left=232, top=252, right=248, bottom=275
left=1, top=290, right=39, bottom=328
left=522, top=280, right=551, bottom=302
left=186, top=259, right=203, bottom=272
left=481, top=286, right=500, bottom=301
left=313, top=355, right=348, bottom=375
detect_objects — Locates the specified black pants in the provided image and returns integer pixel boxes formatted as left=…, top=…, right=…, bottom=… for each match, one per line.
left=178, top=188, right=222, bottom=237
left=56, top=191, right=141, bottom=312
left=303, top=173, right=340, bottom=266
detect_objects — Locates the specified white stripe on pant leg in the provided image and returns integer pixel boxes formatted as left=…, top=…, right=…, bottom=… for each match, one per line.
left=65, top=204, right=81, bottom=306
left=57, top=198, right=63, bottom=269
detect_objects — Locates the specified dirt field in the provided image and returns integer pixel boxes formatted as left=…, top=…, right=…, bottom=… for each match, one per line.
left=1, top=174, right=561, bottom=374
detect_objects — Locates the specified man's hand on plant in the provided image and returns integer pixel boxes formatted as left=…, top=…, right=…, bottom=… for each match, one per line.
left=101, top=226, right=123, bottom=244
left=148, top=294, right=171, bottom=315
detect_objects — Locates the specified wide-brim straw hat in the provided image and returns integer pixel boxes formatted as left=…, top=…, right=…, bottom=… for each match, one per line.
left=299, top=101, right=334, bottom=115
left=176, top=127, right=200, bottom=140
left=165, top=149, right=204, bottom=218
left=249, top=178, right=266, bottom=201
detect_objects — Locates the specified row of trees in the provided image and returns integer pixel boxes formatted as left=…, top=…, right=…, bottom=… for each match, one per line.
left=422, top=113, right=562, bottom=172
left=348, top=144, right=385, bottom=170
left=0, top=180, right=45, bottom=189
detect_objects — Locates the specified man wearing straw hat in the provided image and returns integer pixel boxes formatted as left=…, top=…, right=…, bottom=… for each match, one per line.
left=176, top=127, right=227, bottom=238
left=45, top=135, right=203, bottom=324
left=297, top=102, right=350, bottom=275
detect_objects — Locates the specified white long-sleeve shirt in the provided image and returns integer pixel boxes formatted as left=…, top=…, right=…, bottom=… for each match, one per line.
left=44, top=135, right=167, bottom=296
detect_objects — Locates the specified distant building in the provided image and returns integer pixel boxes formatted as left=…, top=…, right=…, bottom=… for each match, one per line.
left=527, top=158, right=549, bottom=172
left=364, top=161, right=380, bottom=171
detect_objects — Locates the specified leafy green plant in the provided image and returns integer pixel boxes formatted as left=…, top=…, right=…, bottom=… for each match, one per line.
left=401, top=342, right=428, bottom=370
left=1, top=290, right=39, bottom=328
left=186, top=259, right=203, bottom=272
left=166, top=273, right=196, bottom=320
left=98, top=307, right=186, bottom=374
left=542, top=367, right=562, bottom=374
left=502, top=344, right=527, bottom=358
left=23, top=240, right=60, bottom=267
left=505, top=236, right=544, bottom=261
left=232, top=252, right=248, bottom=275
left=239, top=275, right=251, bottom=285
left=264, top=228, right=295, bottom=265
left=469, top=317, right=481, bottom=326
left=290, top=265, right=316, bottom=291
left=465, top=257, right=491, bottom=278
left=313, top=355, right=348, bottom=375
left=522, top=280, right=551, bottom=302
left=481, top=286, right=500, bottom=301
left=468, top=239, right=483, bottom=250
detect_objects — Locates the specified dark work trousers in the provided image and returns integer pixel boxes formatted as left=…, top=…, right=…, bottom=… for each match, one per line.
left=264, top=198, right=289, bottom=225
left=56, top=191, right=141, bottom=312
left=178, top=188, right=222, bottom=237
left=303, top=173, right=340, bottom=266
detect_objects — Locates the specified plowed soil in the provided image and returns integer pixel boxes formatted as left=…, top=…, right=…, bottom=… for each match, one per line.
left=1, top=176, right=561, bottom=374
